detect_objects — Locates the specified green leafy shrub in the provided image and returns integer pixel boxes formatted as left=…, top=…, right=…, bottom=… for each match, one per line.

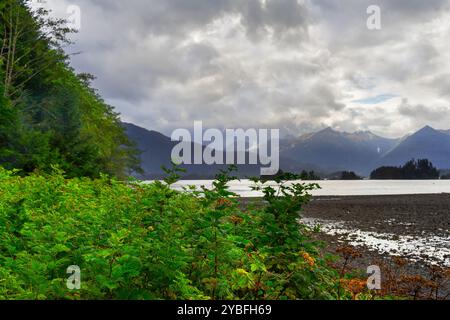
left=0, top=166, right=355, bottom=300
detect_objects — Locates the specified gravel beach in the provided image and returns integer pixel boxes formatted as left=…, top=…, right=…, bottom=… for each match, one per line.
left=302, top=194, right=450, bottom=298
left=240, top=194, right=450, bottom=298
left=302, top=194, right=450, bottom=264
left=303, top=194, right=450, bottom=238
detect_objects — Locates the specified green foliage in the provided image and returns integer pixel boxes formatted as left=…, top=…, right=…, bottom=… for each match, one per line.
left=262, top=169, right=322, bottom=182
left=0, top=0, right=140, bottom=178
left=0, top=166, right=356, bottom=300
left=249, top=175, right=340, bottom=299
left=0, top=79, right=16, bottom=161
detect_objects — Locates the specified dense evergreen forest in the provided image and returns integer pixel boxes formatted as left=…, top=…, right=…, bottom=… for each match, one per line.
left=0, top=0, right=139, bottom=178
left=370, top=159, right=440, bottom=180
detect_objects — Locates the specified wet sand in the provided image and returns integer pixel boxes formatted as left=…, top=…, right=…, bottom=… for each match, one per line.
left=302, top=194, right=449, bottom=263
left=241, top=194, right=450, bottom=252
left=304, top=194, right=450, bottom=238
left=240, top=194, right=450, bottom=297
left=302, top=194, right=450, bottom=297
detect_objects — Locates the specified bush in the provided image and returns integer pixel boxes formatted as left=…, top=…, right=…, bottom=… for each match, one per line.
left=0, top=166, right=363, bottom=300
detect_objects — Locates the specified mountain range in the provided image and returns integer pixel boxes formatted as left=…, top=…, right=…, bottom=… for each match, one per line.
left=123, top=123, right=261, bottom=179
left=124, top=123, right=450, bottom=179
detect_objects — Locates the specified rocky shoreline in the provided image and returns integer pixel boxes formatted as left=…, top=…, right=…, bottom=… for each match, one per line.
left=302, top=194, right=450, bottom=266
left=302, top=194, right=450, bottom=298
left=239, top=194, right=450, bottom=298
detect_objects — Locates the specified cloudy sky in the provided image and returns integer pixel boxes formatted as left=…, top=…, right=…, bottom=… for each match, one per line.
left=39, top=0, right=450, bottom=138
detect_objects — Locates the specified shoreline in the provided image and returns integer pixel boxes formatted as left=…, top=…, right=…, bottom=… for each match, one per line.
left=170, top=179, right=450, bottom=197
left=240, top=194, right=450, bottom=296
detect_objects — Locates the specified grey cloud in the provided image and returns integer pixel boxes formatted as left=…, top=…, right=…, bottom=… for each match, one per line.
left=44, top=0, right=450, bottom=137
left=312, top=0, right=449, bottom=49
left=76, top=0, right=309, bottom=40
left=428, top=73, right=450, bottom=99
left=241, top=0, right=309, bottom=41
left=302, top=83, right=346, bottom=117
left=398, top=99, right=449, bottom=121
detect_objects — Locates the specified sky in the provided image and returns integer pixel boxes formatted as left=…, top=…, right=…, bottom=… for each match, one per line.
left=35, top=0, right=450, bottom=138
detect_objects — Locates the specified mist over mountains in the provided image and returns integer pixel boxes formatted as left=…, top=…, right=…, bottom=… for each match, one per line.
left=279, top=128, right=400, bottom=175
left=124, top=123, right=450, bottom=179
left=124, top=123, right=261, bottom=179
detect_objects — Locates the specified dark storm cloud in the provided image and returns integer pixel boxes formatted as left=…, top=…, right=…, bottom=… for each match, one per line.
left=241, top=0, right=310, bottom=41
left=398, top=99, right=449, bottom=122
left=45, top=0, right=450, bottom=137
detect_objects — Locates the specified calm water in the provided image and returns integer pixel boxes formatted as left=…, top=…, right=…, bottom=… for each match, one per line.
left=165, top=180, right=450, bottom=197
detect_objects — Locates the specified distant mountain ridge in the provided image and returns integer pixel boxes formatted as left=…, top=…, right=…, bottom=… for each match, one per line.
left=124, top=123, right=450, bottom=178
left=280, top=127, right=400, bottom=175
left=377, top=126, right=450, bottom=170
left=123, top=123, right=262, bottom=179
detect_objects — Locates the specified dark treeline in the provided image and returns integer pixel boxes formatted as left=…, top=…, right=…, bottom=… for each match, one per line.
left=299, top=170, right=321, bottom=180
left=370, top=159, right=440, bottom=180
left=325, top=171, right=362, bottom=180
left=340, top=171, right=362, bottom=180
left=0, top=0, right=140, bottom=178
left=261, top=169, right=321, bottom=181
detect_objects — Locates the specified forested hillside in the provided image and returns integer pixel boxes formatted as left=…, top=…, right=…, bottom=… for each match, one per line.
left=0, top=0, right=139, bottom=178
